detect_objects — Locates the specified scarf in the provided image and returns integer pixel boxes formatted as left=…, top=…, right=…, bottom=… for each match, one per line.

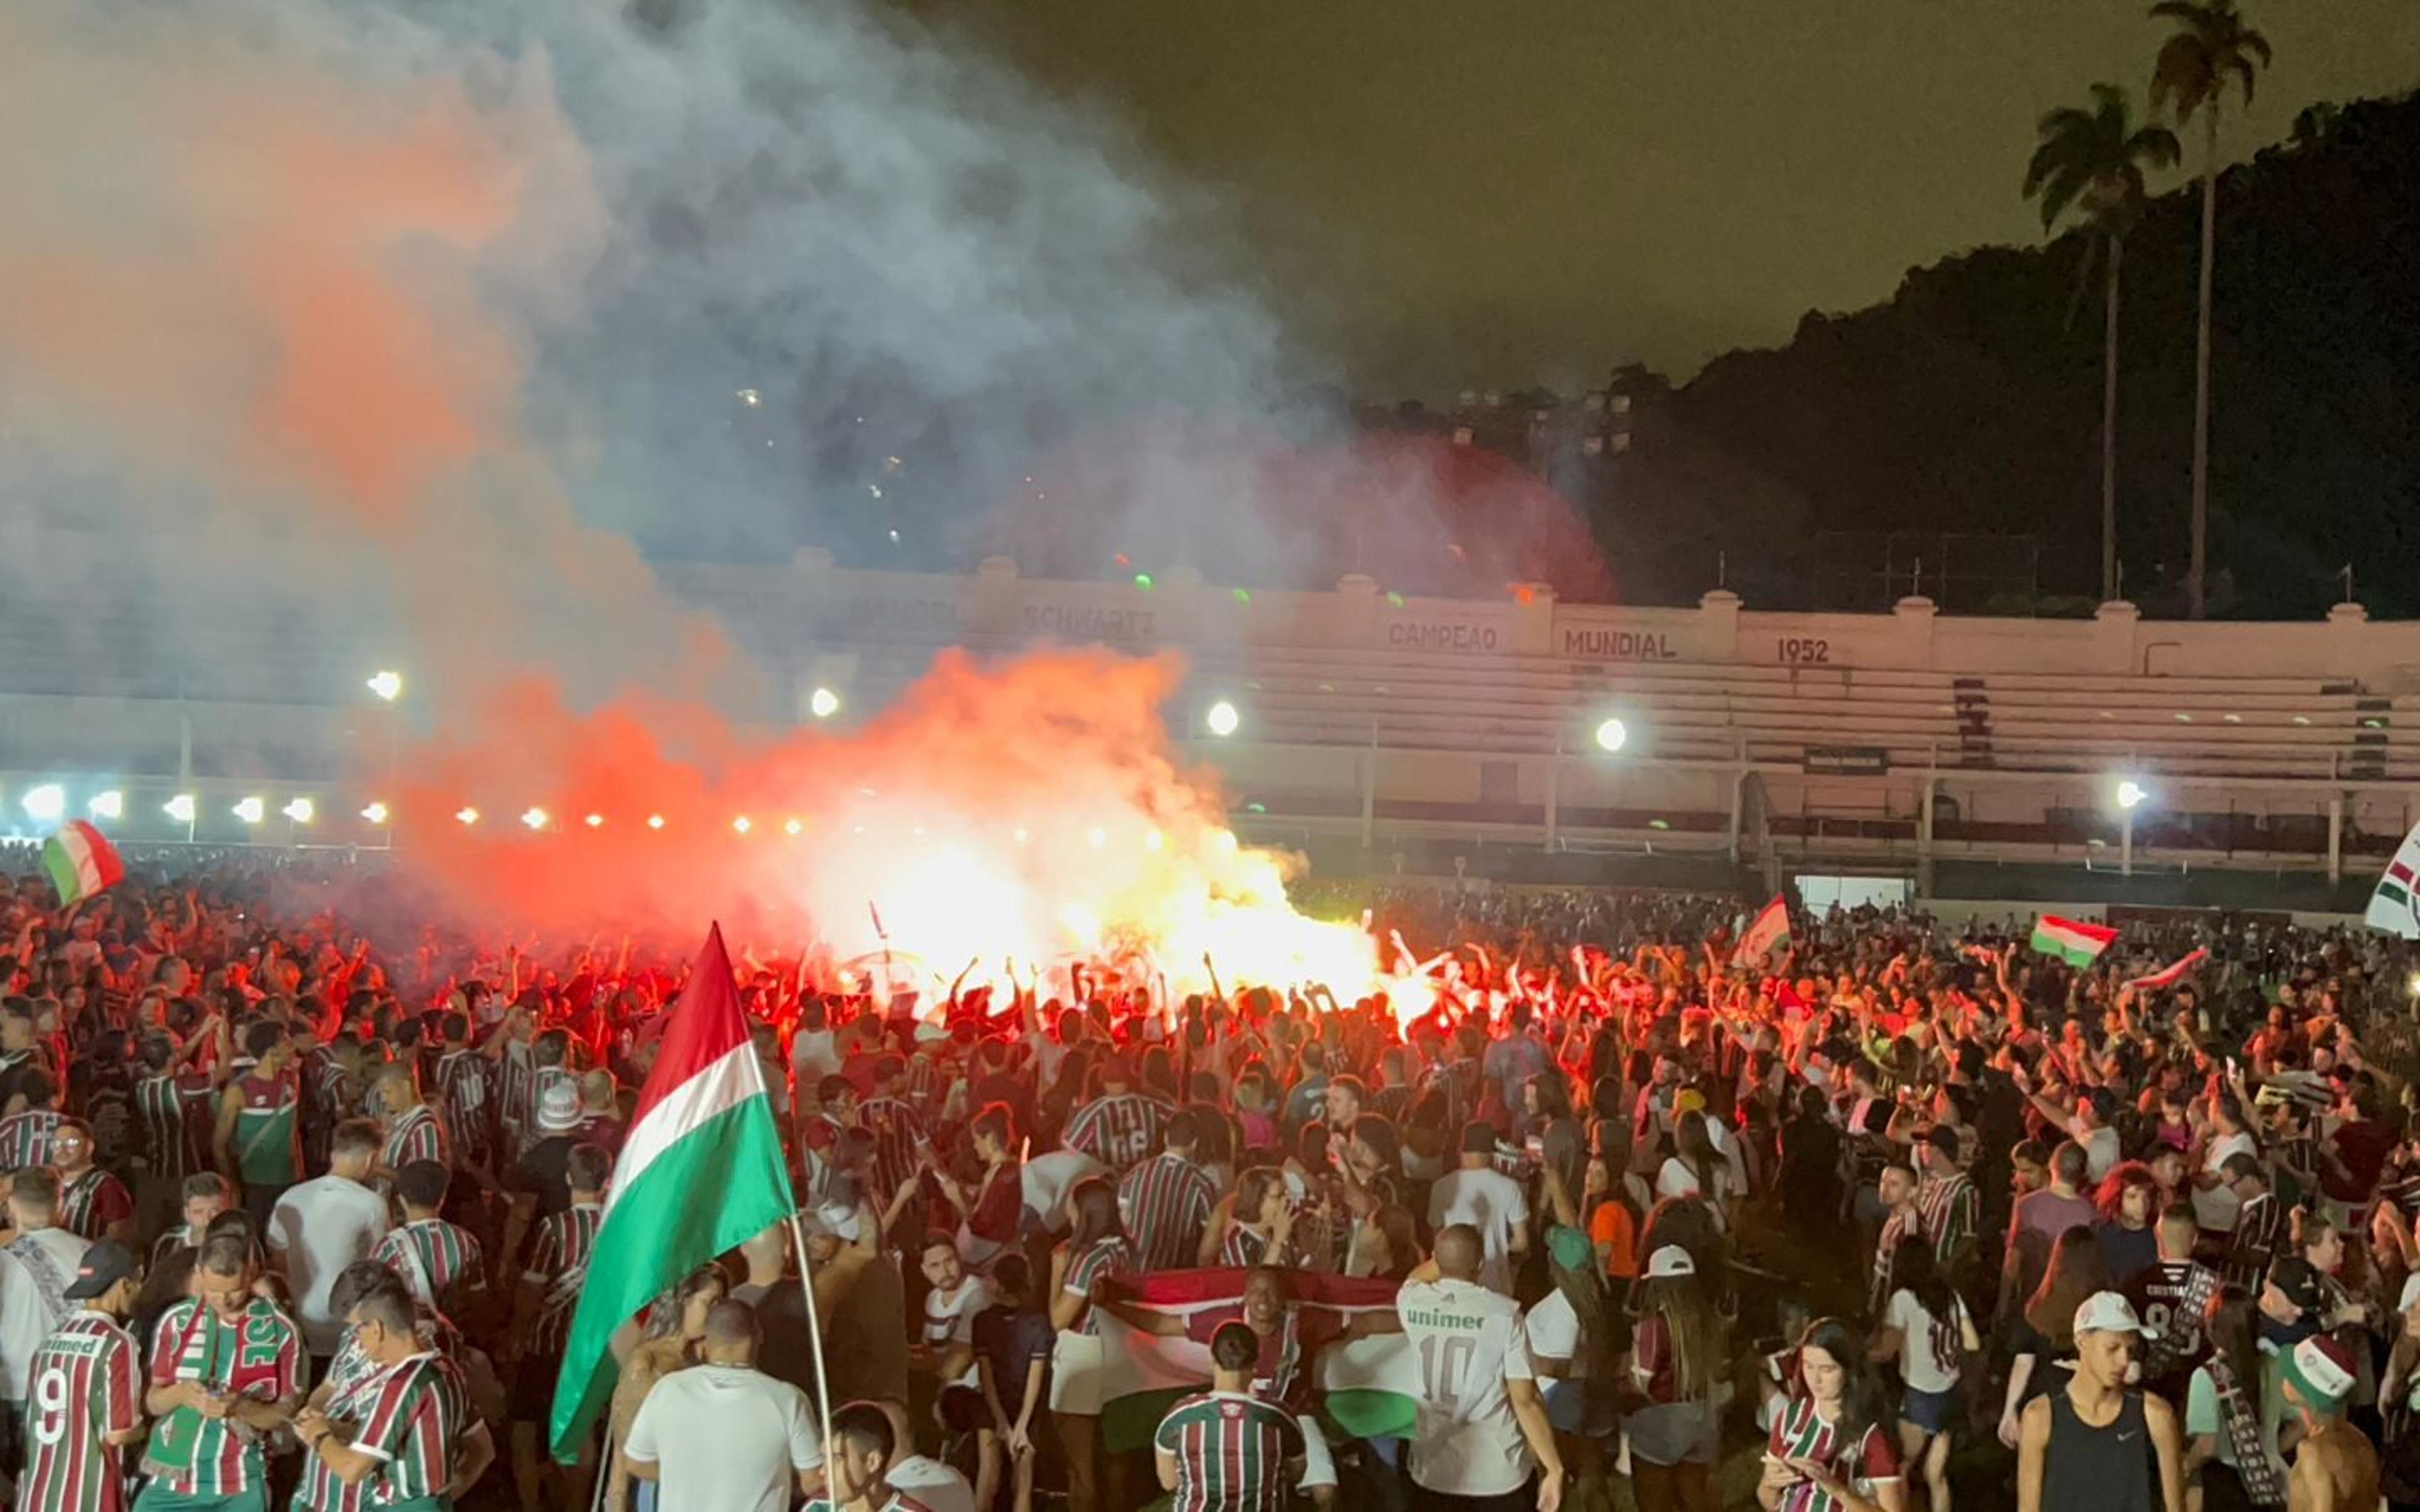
left=2206, top=1348, right=2288, bottom=1508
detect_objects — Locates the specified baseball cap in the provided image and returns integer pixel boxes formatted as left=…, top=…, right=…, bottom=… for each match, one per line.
left=1644, top=1245, right=1696, bottom=1280
left=2283, top=1334, right=2356, bottom=1414
left=795, top=1201, right=863, bottom=1243
left=2269, top=1257, right=2325, bottom=1317
left=1545, top=1226, right=1593, bottom=1273
left=1672, top=1089, right=1707, bottom=1119
left=64, top=1240, right=136, bottom=1300
left=2072, top=1290, right=2158, bottom=1338
left=536, top=1081, right=583, bottom=1133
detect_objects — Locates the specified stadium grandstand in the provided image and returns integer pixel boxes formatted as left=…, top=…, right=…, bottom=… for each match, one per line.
left=5, top=525, right=2417, bottom=916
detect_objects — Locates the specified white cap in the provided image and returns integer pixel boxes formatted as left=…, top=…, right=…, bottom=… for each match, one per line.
left=2072, top=1290, right=2157, bottom=1338
left=536, top=1080, right=583, bottom=1133
left=1644, top=1244, right=1696, bottom=1279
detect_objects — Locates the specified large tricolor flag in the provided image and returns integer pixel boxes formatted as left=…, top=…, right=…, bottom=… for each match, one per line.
left=2121, top=948, right=2208, bottom=992
left=2367, top=820, right=2420, bottom=939
left=548, top=924, right=797, bottom=1459
left=1096, top=1269, right=1417, bottom=1453
left=2029, top=914, right=2117, bottom=967
left=1730, top=895, right=1791, bottom=966
left=41, top=821, right=124, bottom=906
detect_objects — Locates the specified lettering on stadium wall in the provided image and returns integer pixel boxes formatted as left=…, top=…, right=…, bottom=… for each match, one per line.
left=1560, top=628, right=1678, bottom=660
left=1022, top=605, right=1157, bottom=639
left=1387, top=621, right=1502, bottom=652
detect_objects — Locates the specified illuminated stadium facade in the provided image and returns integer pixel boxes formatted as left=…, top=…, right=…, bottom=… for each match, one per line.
left=4, top=532, right=2414, bottom=915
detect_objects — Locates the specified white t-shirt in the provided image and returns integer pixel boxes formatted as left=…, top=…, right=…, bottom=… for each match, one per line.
left=887, top=1453, right=976, bottom=1512
left=2195, top=1132, right=2256, bottom=1232
left=1426, top=1167, right=1530, bottom=1295
left=1396, top=1276, right=1536, bottom=1496
left=2070, top=1123, right=2121, bottom=1184
left=1523, top=1291, right=1585, bottom=1379
left=1022, top=1150, right=1110, bottom=1234
left=0, top=1247, right=62, bottom=1402
left=923, top=1276, right=996, bottom=1387
left=1884, top=1287, right=1968, bottom=1395
left=625, top=1363, right=822, bottom=1512
left=267, top=1174, right=389, bottom=1354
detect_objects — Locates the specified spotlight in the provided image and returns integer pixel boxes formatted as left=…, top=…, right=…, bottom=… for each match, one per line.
left=233, top=797, right=265, bottom=825
left=809, top=687, right=841, bottom=719
left=281, top=798, right=314, bottom=824
left=521, top=808, right=550, bottom=831
left=646, top=814, right=666, bottom=830
left=366, top=670, right=404, bottom=702
left=1593, top=717, right=1628, bottom=753
left=360, top=802, right=390, bottom=825
left=2115, top=779, right=2148, bottom=811
left=21, top=786, right=64, bottom=823
left=163, top=794, right=197, bottom=824
left=783, top=818, right=803, bottom=836
left=455, top=806, right=480, bottom=826
left=87, top=791, right=123, bottom=822
left=584, top=813, right=604, bottom=828
left=1204, top=700, right=1240, bottom=738
left=733, top=816, right=753, bottom=834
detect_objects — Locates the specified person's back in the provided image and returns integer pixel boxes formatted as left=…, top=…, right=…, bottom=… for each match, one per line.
left=624, top=1302, right=821, bottom=1512
left=1396, top=1228, right=1538, bottom=1502
left=2291, top=1414, right=2378, bottom=1511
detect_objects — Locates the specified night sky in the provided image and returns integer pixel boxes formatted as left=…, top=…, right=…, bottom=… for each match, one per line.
left=909, top=0, right=2420, bottom=398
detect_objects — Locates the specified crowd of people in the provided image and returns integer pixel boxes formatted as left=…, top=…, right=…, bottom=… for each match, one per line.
left=0, top=861, right=2414, bottom=1512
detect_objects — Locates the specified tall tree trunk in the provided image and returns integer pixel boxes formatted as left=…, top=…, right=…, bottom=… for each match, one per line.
left=2104, top=233, right=2124, bottom=604
left=2187, top=104, right=2219, bottom=618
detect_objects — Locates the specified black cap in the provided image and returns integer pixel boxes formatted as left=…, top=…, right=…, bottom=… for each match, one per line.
left=2270, top=1256, right=2324, bottom=1316
left=64, top=1240, right=135, bottom=1300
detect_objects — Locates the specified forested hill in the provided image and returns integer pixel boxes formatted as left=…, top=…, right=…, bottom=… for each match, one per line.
left=1610, top=91, right=2420, bottom=619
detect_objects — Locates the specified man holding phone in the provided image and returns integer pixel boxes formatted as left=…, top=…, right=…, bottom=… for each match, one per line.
left=137, top=1232, right=304, bottom=1512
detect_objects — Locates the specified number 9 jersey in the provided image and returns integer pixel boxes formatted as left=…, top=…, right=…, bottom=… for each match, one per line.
left=24, top=1311, right=141, bottom=1512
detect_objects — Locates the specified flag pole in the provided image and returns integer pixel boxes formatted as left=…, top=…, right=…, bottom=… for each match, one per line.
left=785, top=1207, right=838, bottom=1489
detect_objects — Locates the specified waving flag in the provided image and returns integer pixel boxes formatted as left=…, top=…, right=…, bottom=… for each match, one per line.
left=2366, top=821, right=2420, bottom=938
left=548, top=924, right=797, bottom=1459
left=2121, top=948, right=2208, bottom=992
left=2029, top=915, right=2117, bottom=967
left=1730, top=896, right=1791, bottom=966
left=41, top=821, right=124, bottom=906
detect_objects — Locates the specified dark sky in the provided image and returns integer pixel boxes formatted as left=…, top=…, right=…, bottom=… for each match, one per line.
left=912, top=0, right=2420, bottom=398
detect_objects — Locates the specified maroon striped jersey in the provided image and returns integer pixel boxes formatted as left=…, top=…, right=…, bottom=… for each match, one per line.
left=1117, top=1153, right=1216, bottom=1271
left=23, top=1311, right=141, bottom=1512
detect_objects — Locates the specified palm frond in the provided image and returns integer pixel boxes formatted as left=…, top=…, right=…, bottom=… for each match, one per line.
left=2146, top=0, right=2211, bottom=25
left=2231, top=54, right=2261, bottom=105
left=2128, top=125, right=2184, bottom=169
left=2240, top=28, right=2273, bottom=67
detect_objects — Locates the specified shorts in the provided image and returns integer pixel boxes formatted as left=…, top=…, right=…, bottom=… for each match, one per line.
left=509, top=1351, right=566, bottom=1423
left=134, top=1486, right=270, bottom=1512
left=1901, top=1384, right=1957, bottom=1436
left=1047, top=1331, right=1103, bottom=1415
left=1625, top=1400, right=1719, bottom=1467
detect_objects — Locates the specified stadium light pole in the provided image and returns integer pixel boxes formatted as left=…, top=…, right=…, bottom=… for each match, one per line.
left=2114, top=778, right=2147, bottom=877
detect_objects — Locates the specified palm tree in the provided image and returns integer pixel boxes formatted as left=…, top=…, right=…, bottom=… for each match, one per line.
left=2150, top=0, right=2273, bottom=619
left=2025, top=85, right=2181, bottom=604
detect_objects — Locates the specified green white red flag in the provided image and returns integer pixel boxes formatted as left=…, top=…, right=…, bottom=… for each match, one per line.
left=1731, top=895, right=1790, bottom=966
left=2366, top=821, right=2420, bottom=938
left=41, top=820, right=123, bottom=906
left=548, top=923, right=797, bottom=1460
left=2029, top=914, right=2117, bottom=967
left=1094, top=1268, right=1415, bottom=1453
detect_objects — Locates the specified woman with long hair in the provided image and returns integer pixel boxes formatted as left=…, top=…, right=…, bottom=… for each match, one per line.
left=1758, top=1316, right=1907, bottom=1512
left=1873, top=1235, right=1979, bottom=1512
left=1528, top=1227, right=1626, bottom=1512
left=1048, top=1176, right=1135, bottom=1512
left=1625, top=1246, right=1726, bottom=1512
left=1201, top=1166, right=1298, bottom=1269
left=1658, top=1109, right=1735, bottom=1231
left=2092, top=1160, right=2164, bottom=1284
left=1998, top=1223, right=2113, bottom=1447
left=2182, top=1283, right=2289, bottom=1512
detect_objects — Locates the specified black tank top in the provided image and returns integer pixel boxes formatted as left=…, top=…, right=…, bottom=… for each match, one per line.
left=2044, top=1388, right=2157, bottom=1512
